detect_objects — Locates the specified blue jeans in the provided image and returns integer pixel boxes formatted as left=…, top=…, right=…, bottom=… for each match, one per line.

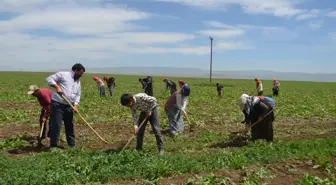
left=49, top=100, right=75, bottom=148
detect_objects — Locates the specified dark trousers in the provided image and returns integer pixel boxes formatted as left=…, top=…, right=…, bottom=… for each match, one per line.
left=49, top=100, right=75, bottom=147
left=136, top=106, right=164, bottom=152
left=251, top=111, right=274, bottom=142
left=273, top=87, right=279, bottom=96
left=145, top=85, right=154, bottom=96
left=108, top=84, right=114, bottom=96
left=39, top=108, right=50, bottom=139
left=258, top=91, right=263, bottom=96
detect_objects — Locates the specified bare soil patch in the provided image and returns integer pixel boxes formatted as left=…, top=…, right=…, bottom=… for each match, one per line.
left=0, top=120, right=335, bottom=158
left=107, top=159, right=333, bottom=185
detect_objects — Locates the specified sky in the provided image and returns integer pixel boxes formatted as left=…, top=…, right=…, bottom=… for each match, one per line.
left=0, top=0, right=335, bottom=73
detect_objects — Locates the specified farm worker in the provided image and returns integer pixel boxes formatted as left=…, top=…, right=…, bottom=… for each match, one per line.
left=164, top=84, right=190, bottom=136
left=272, top=78, right=280, bottom=96
left=104, top=76, right=115, bottom=96
left=255, top=78, right=263, bottom=96
left=45, top=63, right=85, bottom=149
left=163, top=78, right=177, bottom=95
left=139, top=76, right=154, bottom=96
left=120, top=93, right=164, bottom=155
left=93, top=76, right=106, bottom=97
left=178, top=80, right=185, bottom=89
left=216, top=83, right=224, bottom=97
left=239, top=93, right=275, bottom=142
left=27, top=85, right=54, bottom=146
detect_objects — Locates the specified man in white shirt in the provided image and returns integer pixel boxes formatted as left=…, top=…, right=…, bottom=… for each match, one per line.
left=45, top=63, right=85, bottom=148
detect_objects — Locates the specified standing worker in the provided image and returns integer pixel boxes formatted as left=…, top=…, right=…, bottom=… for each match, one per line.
left=216, top=83, right=224, bottom=97
left=164, top=84, right=190, bottom=136
left=238, top=94, right=275, bottom=142
left=163, top=78, right=177, bottom=95
left=27, top=85, right=54, bottom=146
left=45, top=63, right=85, bottom=149
left=104, top=76, right=116, bottom=96
left=120, top=93, right=164, bottom=155
left=272, top=78, right=280, bottom=96
left=255, top=78, right=263, bottom=96
left=93, top=76, right=106, bottom=97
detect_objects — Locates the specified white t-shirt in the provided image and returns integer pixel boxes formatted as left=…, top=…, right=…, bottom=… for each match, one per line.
left=258, top=83, right=263, bottom=92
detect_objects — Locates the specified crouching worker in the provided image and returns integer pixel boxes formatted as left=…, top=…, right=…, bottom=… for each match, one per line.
left=120, top=93, right=164, bottom=155
left=239, top=94, right=275, bottom=142
left=27, top=85, right=54, bottom=146
left=93, top=76, right=106, bottom=97
left=164, top=85, right=190, bottom=136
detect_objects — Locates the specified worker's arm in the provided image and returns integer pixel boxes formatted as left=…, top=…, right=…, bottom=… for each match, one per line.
left=45, top=72, right=63, bottom=93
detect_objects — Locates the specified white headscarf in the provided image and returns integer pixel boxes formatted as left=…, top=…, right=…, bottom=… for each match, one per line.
left=239, top=94, right=260, bottom=114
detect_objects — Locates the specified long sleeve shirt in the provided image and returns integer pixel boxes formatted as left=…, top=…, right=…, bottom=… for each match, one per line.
left=37, top=88, right=54, bottom=121
left=175, top=93, right=188, bottom=112
left=45, top=71, right=81, bottom=105
left=130, top=93, right=158, bottom=126
left=94, top=78, right=105, bottom=89
left=257, top=82, right=263, bottom=92
left=273, top=80, right=280, bottom=88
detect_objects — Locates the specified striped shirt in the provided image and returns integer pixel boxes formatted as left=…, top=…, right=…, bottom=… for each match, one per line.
left=131, top=93, right=157, bottom=126
left=46, top=71, right=81, bottom=105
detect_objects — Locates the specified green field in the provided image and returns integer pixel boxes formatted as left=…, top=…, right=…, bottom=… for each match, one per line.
left=0, top=72, right=335, bottom=185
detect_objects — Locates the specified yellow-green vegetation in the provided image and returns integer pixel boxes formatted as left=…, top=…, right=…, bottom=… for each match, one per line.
left=0, top=72, right=335, bottom=185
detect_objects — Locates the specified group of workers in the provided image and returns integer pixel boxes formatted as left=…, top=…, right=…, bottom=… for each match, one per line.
left=92, top=76, right=116, bottom=97
left=27, top=63, right=280, bottom=155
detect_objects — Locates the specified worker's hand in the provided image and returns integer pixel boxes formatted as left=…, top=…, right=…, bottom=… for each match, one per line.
left=73, top=105, right=79, bottom=113
left=257, top=116, right=263, bottom=123
left=134, top=126, right=139, bottom=135
left=146, top=111, right=152, bottom=118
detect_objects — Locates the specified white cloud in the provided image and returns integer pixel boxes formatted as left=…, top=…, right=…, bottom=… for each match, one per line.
left=216, top=41, right=254, bottom=50
left=197, top=29, right=245, bottom=38
left=308, top=20, right=323, bottom=30
left=326, top=10, right=336, bottom=17
left=155, top=0, right=304, bottom=17
left=0, top=6, right=150, bottom=35
left=296, top=9, right=320, bottom=20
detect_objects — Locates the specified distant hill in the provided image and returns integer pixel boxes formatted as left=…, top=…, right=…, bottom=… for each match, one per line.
left=88, top=67, right=336, bottom=82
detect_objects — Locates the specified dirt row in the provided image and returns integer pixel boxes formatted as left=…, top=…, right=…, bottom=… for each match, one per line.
left=0, top=119, right=335, bottom=158
left=109, top=159, right=336, bottom=185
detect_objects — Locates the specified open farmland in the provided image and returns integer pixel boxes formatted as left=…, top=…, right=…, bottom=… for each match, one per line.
left=0, top=71, right=335, bottom=185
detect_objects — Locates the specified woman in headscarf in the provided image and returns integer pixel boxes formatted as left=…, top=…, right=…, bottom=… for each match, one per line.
left=164, top=84, right=191, bottom=136
left=239, top=93, right=275, bottom=142
left=272, top=78, right=280, bottom=96
left=255, top=78, right=263, bottom=96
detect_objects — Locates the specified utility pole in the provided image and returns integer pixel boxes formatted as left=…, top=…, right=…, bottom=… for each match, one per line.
left=209, top=36, right=213, bottom=83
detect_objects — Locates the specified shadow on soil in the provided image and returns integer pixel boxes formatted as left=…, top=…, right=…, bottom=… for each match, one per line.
left=210, top=133, right=250, bottom=148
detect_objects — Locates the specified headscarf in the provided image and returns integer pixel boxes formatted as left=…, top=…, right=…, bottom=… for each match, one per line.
left=239, top=94, right=260, bottom=114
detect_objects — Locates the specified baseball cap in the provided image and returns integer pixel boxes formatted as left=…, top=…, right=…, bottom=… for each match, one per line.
left=27, top=85, right=40, bottom=95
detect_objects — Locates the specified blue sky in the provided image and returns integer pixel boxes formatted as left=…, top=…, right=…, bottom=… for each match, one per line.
left=0, top=0, right=335, bottom=73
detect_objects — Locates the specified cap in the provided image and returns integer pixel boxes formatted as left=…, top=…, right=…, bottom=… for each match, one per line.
left=27, top=85, right=40, bottom=95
